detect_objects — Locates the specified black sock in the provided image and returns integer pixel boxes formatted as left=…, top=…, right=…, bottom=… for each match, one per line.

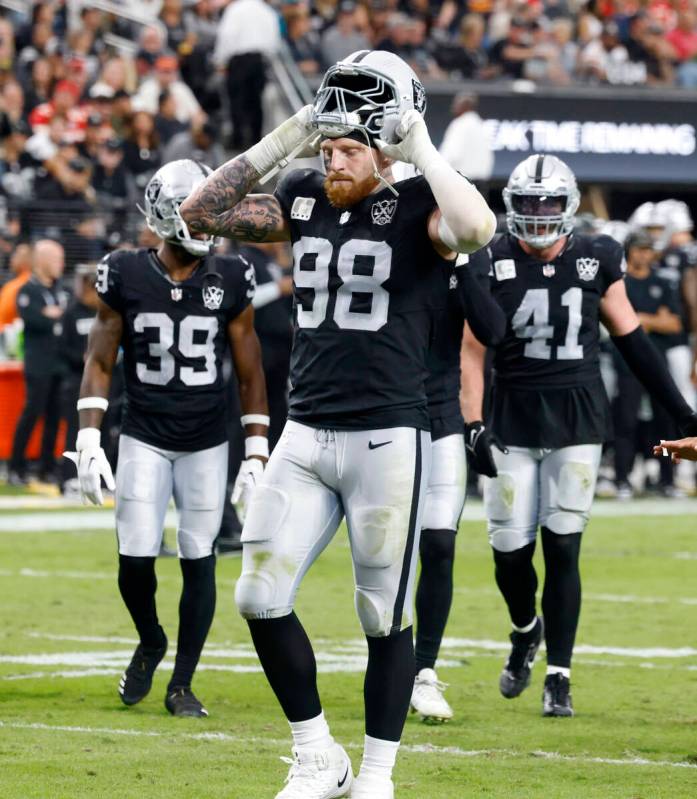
left=493, top=542, right=538, bottom=629
left=168, top=554, right=216, bottom=690
left=117, top=555, right=165, bottom=649
left=248, top=613, right=322, bottom=722
left=365, top=627, right=414, bottom=742
left=541, top=527, right=582, bottom=669
left=415, top=529, right=456, bottom=672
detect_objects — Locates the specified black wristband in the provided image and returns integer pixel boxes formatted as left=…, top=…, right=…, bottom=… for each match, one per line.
left=611, top=326, right=693, bottom=426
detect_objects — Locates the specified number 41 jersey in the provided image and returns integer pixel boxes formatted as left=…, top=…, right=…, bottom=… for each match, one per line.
left=275, top=169, right=447, bottom=431
left=97, top=248, right=255, bottom=451
left=487, top=233, right=625, bottom=449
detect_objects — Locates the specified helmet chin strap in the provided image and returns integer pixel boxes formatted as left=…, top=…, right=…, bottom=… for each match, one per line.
left=357, top=127, right=399, bottom=198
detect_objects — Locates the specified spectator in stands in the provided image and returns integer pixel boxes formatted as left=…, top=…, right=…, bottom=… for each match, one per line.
left=133, top=54, right=201, bottom=124
left=378, top=13, right=444, bottom=78
left=550, top=18, right=579, bottom=79
left=23, top=57, right=54, bottom=114
left=110, top=89, right=132, bottom=140
left=667, top=8, right=697, bottom=88
left=0, top=242, right=32, bottom=330
left=135, top=25, right=166, bottom=79
left=438, top=91, right=494, bottom=186
left=578, top=21, right=640, bottom=85
left=92, top=138, right=132, bottom=205
left=0, top=120, right=39, bottom=206
left=122, top=109, right=161, bottom=191
left=0, top=17, right=15, bottom=73
left=155, top=89, right=187, bottom=145
left=285, top=4, right=323, bottom=76
left=213, top=0, right=281, bottom=150
left=160, top=0, right=191, bottom=55
left=320, top=1, right=371, bottom=68
left=184, top=0, right=219, bottom=53
left=0, top=80, right=27, bottom=133
left=162, top=117, right=224, bottom=169
left=29, top=79, right=87, bottom=144
left=90, top=57, right=136, bottom=100
left=8, top=239, right=68, bottom=485
left=488, top=17, right=543, bottom=80
left=16, top=21, right=56, bottom=82
left=434, top=12, right=489, bottom=79
left=78, top=113, right=108, bottom=163
left=180, top=0, right=220, bottom=113
left=625, top=14, right=674, bottom=85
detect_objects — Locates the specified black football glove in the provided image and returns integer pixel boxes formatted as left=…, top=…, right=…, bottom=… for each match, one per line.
left=679, top=412, right=697, bottom=437
left=464, top=421, right=501, bottom=478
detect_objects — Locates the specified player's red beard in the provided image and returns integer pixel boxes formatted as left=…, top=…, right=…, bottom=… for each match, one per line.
left=323, top=172, right=380, bottom=209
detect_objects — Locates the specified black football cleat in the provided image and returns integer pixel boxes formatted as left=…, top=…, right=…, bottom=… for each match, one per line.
left=165, top=686, right=209, bottom=717
left=118, top=632, right=168, bottom=706
left=499, top=616, right=544, bottom=699
left=543, top=673, right=574, bottom=717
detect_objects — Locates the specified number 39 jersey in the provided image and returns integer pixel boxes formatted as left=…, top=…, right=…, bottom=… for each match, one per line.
left=275, top=169, right=447, bottom=431
left=486, top=233, right=625, bottom=448
left=97, top=248, right=255, bottom=451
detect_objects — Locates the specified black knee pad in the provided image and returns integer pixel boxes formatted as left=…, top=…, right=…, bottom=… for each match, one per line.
left=492, top=541, right=536, bottom=573
left=419, top=528, right=456, bottom=564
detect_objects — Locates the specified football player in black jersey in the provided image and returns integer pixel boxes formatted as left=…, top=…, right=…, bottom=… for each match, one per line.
left=462, top=154, right=697, bottom=718
left=181, top=51, right=495, bottom=799
left=410, top=248, right=504, bottom=723
left=65, top=159, right=268, bottom=718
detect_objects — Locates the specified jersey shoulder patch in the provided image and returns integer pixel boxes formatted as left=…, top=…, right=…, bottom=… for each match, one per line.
left=274, top=168, right=323, bottom=219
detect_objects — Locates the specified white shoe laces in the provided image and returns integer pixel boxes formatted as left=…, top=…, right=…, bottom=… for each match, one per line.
left=415, top=673, right=449, bottom=694
left=278, top=750, right=331, bottom=798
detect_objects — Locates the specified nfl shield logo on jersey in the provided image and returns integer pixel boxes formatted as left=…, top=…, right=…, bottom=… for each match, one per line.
left=202, top=284, right=224, bottom=310
left=576, top=257, right=599, bottom=282
left=543, top=264, right=555, bottom=278
left=371, top=199, right=398, bottom=226
left=171, top=287, right=183, bottom=302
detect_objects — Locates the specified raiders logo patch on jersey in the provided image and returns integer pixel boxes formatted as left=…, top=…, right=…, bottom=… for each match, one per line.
left=576, top=257, right=599, bottom=281
left=494, top=259, right=516, bottom=281
left=291, top=196, right=316, bottom=221
left=371, top=199, right=397, bottom=226
left=202, top=284, right=224, bottom=310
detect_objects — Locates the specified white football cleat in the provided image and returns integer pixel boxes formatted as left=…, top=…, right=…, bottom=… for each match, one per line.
left=275, top=743, right=352, bottom=799
left=410, top=668, right=453, bottom=723
left=350, top=773, right=395, bottom=799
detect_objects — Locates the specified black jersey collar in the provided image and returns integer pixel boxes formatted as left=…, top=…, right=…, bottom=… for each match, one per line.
left=148, top=250, right=204, bottom=286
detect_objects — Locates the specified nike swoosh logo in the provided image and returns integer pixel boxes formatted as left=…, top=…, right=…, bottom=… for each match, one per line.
left=338, top=766, right=349, bottom=788
left=368, top=440, right=392, bottom=450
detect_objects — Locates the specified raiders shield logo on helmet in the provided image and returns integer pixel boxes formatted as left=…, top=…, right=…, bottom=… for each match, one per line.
left=412, top=79, right=427, bottom=114
left=576, top=257, right=599, bottom=281
left=202, top=284, right=224, bottom=310
left=371, top=199, right=398, bottom=226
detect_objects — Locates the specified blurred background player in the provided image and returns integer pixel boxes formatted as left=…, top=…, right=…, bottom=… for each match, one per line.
left=411, top=246, right=505, bottom=723
left=65, top=159, right=268, bottom=718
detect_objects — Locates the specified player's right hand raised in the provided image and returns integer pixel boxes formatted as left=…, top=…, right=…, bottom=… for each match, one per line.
left=63, top=428, right=115, bottom=506
left=464, top=422, right=501, bottom=478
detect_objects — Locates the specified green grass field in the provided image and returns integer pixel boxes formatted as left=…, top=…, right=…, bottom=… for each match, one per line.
left=1, top=507, right=696, bottom=798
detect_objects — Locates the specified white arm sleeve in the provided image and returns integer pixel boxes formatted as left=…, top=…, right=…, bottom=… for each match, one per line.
left=252, top=281, right=282, bottom=309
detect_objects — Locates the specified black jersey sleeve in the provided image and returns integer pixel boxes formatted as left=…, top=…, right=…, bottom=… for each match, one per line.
left=95, top=251, right=124, bottom=312
left=216, top=254, right=256, bottom=322
left=273, top=168, right=318, bottom=223
left=594, top=235, right=626, bottom=295
left=458, top=247, right=506, bottom=346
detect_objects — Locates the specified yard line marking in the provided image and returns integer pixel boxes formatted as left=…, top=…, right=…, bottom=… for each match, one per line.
left=1, top=721, right=695, bottom=770
left=453, top=586, right=697, bottom=606
left=439, top=638, right=697, bottom=659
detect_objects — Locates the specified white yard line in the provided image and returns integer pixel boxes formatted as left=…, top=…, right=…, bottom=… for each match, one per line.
left=0, top=720, right=694, bottom=771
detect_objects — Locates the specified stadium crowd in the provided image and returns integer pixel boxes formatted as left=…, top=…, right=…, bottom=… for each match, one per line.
left=0, top=0, right=695, bottom=503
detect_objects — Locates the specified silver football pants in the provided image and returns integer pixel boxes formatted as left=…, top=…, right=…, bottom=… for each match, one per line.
left=115, top=434, right=227, bottom=559
left=422, top=433, right=466, bottom=532
left=235, top=420, right=431, bottom=637
left=484, top=444, right=602, bottom=553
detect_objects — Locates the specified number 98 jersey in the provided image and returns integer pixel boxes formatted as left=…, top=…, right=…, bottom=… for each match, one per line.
left=275, top=169, right=448, bottom=431
left=487, top=233, right=625, bottom=449
left=97, top=248, right=255, bottom=451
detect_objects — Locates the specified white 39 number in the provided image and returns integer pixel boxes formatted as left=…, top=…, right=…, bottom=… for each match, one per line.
left=133, top=313, right=218, bottom=386
left=293, top=237, right=392, bottom=331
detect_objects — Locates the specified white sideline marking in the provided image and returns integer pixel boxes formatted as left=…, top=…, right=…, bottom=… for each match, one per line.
left=454, top=586, right=697, bottom=607
left=0, top=720, right=695, bottom=771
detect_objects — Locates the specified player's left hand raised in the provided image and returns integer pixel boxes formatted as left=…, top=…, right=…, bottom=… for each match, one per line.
left=63, top=428, right=115, bottom=505
left=375, top=110, right=437, bottom=171
left=465, top=421, right=499, bottom=478
left=231, top=458, right=265, bottom=523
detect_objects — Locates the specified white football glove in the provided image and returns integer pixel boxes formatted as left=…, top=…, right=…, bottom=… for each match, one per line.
left=231, top=458, right=265, bottom=523
left=63, top=427, right=115, bottom=506
left=375, top=110, right=439, bottom=173
left=246, top=104, right=322, bottom=181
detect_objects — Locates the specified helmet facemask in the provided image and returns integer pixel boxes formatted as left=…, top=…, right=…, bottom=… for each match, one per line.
left=504, top=189, right=577, bottom=249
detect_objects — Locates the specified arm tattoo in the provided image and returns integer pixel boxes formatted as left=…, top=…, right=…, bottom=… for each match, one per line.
left=180, top=156, right=287, bottom=241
